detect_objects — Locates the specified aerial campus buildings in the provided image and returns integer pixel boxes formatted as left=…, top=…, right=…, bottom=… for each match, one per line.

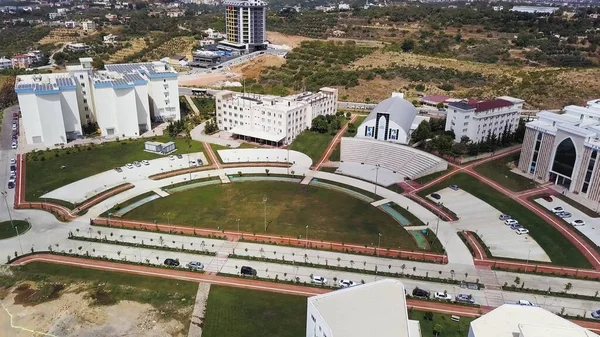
left=518, top=99, right=600, bottom=202
left=15, top=58, right=180, bottom=145
left=214, top=87, right=338, bottom=145
left=445, top=96, right=524, bottom=143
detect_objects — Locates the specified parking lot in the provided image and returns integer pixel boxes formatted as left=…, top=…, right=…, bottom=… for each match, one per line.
left=535, top=197, right=600, bottom=247
left=42, top=152, right=208, bottom=203
left=427, top=187, right=551, bottom=262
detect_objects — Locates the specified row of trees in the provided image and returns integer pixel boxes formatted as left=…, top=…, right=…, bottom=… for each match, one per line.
left=310, top=114, right=345, bottom=135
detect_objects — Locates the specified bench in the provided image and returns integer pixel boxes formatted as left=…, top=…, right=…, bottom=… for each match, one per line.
left=451, top=315, right=460, bottom=322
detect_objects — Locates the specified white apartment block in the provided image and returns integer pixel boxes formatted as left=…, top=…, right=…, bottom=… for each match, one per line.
left=0, top=57, right=12, bottom=70
left=445, top=96, right=524, bottom=143
left=81, top=20, right=96, bottom=31
left=306, top=279, right=421, bottom=337
left=15, top=58, right=180, bottom=145
left=215, top=87, right=338, bottom=145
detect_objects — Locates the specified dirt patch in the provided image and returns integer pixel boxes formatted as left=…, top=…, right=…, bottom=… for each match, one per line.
left=231, top=54, right=286, bottom=79
left=337, top=77, right=412, bottom=103
left=266, top=31, right=311, bottom=48
left=178, top=72, right=241, bottom=87
left=0, top=287, right=188, bottom=337
left=12, top=283, right=64, bottom=306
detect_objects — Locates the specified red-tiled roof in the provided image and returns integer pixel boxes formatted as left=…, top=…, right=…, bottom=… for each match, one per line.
left=474, top=99, right=513, bottom=112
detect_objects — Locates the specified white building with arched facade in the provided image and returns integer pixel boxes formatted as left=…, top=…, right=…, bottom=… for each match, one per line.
left=356, top=93, right=428, bottom=145
left=518, top=99, right=600, bottom=202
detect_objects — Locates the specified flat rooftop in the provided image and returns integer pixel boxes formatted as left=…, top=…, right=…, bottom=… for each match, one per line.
left=469, top=304, right=598, bottom=337
left=308, top=279, right=416, bottom=337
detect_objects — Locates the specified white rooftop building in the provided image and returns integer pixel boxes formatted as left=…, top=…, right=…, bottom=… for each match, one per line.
left=469, top=304, right=598, bottom=337
left=356, top=93, right=429, bottom=145
left=215, top=87, right=338, bottom=145
left=15, top=58, right=180, bottom=145
left=0, top=57, right=12, bottom=70
left=306, top=279, right=421, bottom=337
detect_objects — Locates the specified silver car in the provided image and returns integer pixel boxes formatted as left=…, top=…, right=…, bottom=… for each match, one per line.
left=187, top=261, right=204, bottom=271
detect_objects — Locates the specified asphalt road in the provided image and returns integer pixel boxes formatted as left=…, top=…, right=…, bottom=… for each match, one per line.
left=0, top=105, right=19, bottom=206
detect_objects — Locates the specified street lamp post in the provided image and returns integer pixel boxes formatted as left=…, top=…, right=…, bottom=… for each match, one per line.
left=2, top=191, right=22, bottom=255
left=263, top=195, right=268, bottom=232
left=525, top=249, right=531, bottom=272
left=188, top=154, right=192, bottom=181
left=374, top=164, right=381, bottom=196
left=164, top=212, right=171, bottom=226
left=236, top=218, right=241, bottom=239
left=305, top=225, right=309, bottom=248
left=435, top=217, right=440, bottom=236
left=377, top=232, right=382, bottom=257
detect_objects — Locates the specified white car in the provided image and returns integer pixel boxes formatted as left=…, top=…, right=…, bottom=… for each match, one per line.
left=169, top=155, right=175, bottom=161
left=504, top=219, right=519, bottom=226
left=311, top=276, right=327, bottom=284
left=189, top=160, right=198, bottom=167
left=571, top=219, right=585, bottom=226
left=125, top=163, right=134, bottom=169
left=186, top=261, right=204, bottom=270
left=434, top=292, right=452, bottom=301
left=142, top=160, right=149, bottom=166
left=517, top=300, right=535, bottom=306
left=11, top=141, right=17, bottom=149
left=10, top=159, right=15, bottom=165
left=515, top=228, right=529, bottom=235
left=338, top=279, right=356, bottom=288
left=552, top=206, right=564, bottom=213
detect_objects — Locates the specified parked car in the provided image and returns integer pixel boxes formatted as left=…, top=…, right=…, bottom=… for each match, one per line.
left=504, top=219, right=519, bottom=226
left=11, top=125, right=16, bottom=131
left=142, top=160, right=149, bottom=166
left=7, top=181, right=14, bottom=189
left=114, top=167, right=123, bottom=173
left=186, top=261, right=204, bottom=270
left=338, top=279, right=357, bottom=288
left=449, top=185, right=459, bottom=191
left=517, top=299, right=535, bottom=306
left=412, top=287, right=430, bottom=298
left=557, top=211, right=572, bottom=218
left=240, top=266, right=257, bottom=276
left=125, top=163, right=134, bottom=169
left=455, top=294, right=475, bottom=304
left=197, top=159, right=203, bottom=165
left=312, top=275, right=328, bottom=284
left=11, top=141, right=17, bottom=149
left=542, top=195, right=553, bottom=202
left=12, top=112, right=18, bottom=118
left=176, top=154, right=183, bottom=159
left=571, top=219, right=586, bottom=226
left=10, top=159, right=16, bottom=165
left=510, top=223, right=523, bottom=230
left=434, top=292, right=452, bottom=301
left=499, top=214, right=512, bottom=220
left=430, top=193, right=441, bottom=200
left=419, top=109, right=428, bottom=114
left=591, top=309, right=600, bottom=319
left=169, top=155, right=175, bottom=161
left=189, top=160, right=198, bottom=167
left=133, top=161, right=141, bottom=167
left=515, top=228, right=530, bottom=235
left=163, top=258, right=180, bottom=267
left=552, top=206, right=564, bottom=213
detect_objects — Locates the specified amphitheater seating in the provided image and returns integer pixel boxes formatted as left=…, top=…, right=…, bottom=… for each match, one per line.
left=339, top=138, right=447, bottom=181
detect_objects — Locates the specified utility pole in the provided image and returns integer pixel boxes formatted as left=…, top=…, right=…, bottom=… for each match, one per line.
left=263, top=195, right=268, bottom=232
left=374, top=164, right=380, bottom=196
left=305, top=225, right=309, bottom=248
left=2, top=191, right=22, bottom=255
left=377, top=232, right=382, bottom=257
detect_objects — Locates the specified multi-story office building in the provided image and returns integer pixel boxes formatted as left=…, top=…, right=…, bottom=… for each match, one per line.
left=306, top=279, right=422, bottom=337
left=518, top=99, right=600, bottom=202
left=445, top=96, right=524, bottom=143
left=15, top=58, right=180, bottom=145
left=0, top=57, right=12, bottom=70
left=215, top=87, right=338, bottom=145
left=11, top=54, right=34, bottom=69
left=221, top=0, right=267, bottom=53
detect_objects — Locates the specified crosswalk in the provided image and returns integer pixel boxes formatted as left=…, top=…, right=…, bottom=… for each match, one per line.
left=478, top=268, right=506, bottom=307
left=204, top=240, right=238, bottom=274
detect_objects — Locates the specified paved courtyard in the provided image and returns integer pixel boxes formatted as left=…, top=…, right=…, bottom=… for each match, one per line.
left=536, top=197, right=600, bottom=247
left=428, top=188, right=551, bottom=262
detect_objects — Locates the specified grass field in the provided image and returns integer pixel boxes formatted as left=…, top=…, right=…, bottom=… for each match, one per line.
left=408, top=311, right=474, bottom=337
left=4, top=262, right=198, bottom=328
left=289, top=131, right=333, bottom=164
left=124, top=181, right=419, bottom=249
left=330, top=142, right=341, bottom=161
left=418, top=173, right=592, bottom=268
left=473, top=153, right=536, bottom=192
left=25, top=136, right=205, bottom=201
left=0, top=220, right=30, bottom=240
left=343, top=115, right=367, bottom=137
left=414, top=167, right=453, bottom=185
left=202, top=286, right=306, bottom=337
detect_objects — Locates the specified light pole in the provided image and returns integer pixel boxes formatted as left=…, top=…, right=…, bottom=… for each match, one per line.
left=236, top=218, right=241, bottom=239
left=188, top=154, right=192, bottom=181
left=305, top=225, right=309, bottom=248
left=374, top=164, right=381, bottom=196
left=164, top=212, right=171, bottom=226
left=2, top=191, right=22, bottom=255
left=435, top=217, right=440, bottom=236
left=377, top=232, right=382, bottom=257
left=108, top=212, right=113, bottom=225
left=525, top=249, right=531, bottom=272
left=262, top=195, right=268, bottom=232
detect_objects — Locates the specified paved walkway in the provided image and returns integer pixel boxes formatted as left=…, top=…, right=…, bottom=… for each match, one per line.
left=188, top=283, right=210, bottom=337
left=314, top=114, right=357, bottom=170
